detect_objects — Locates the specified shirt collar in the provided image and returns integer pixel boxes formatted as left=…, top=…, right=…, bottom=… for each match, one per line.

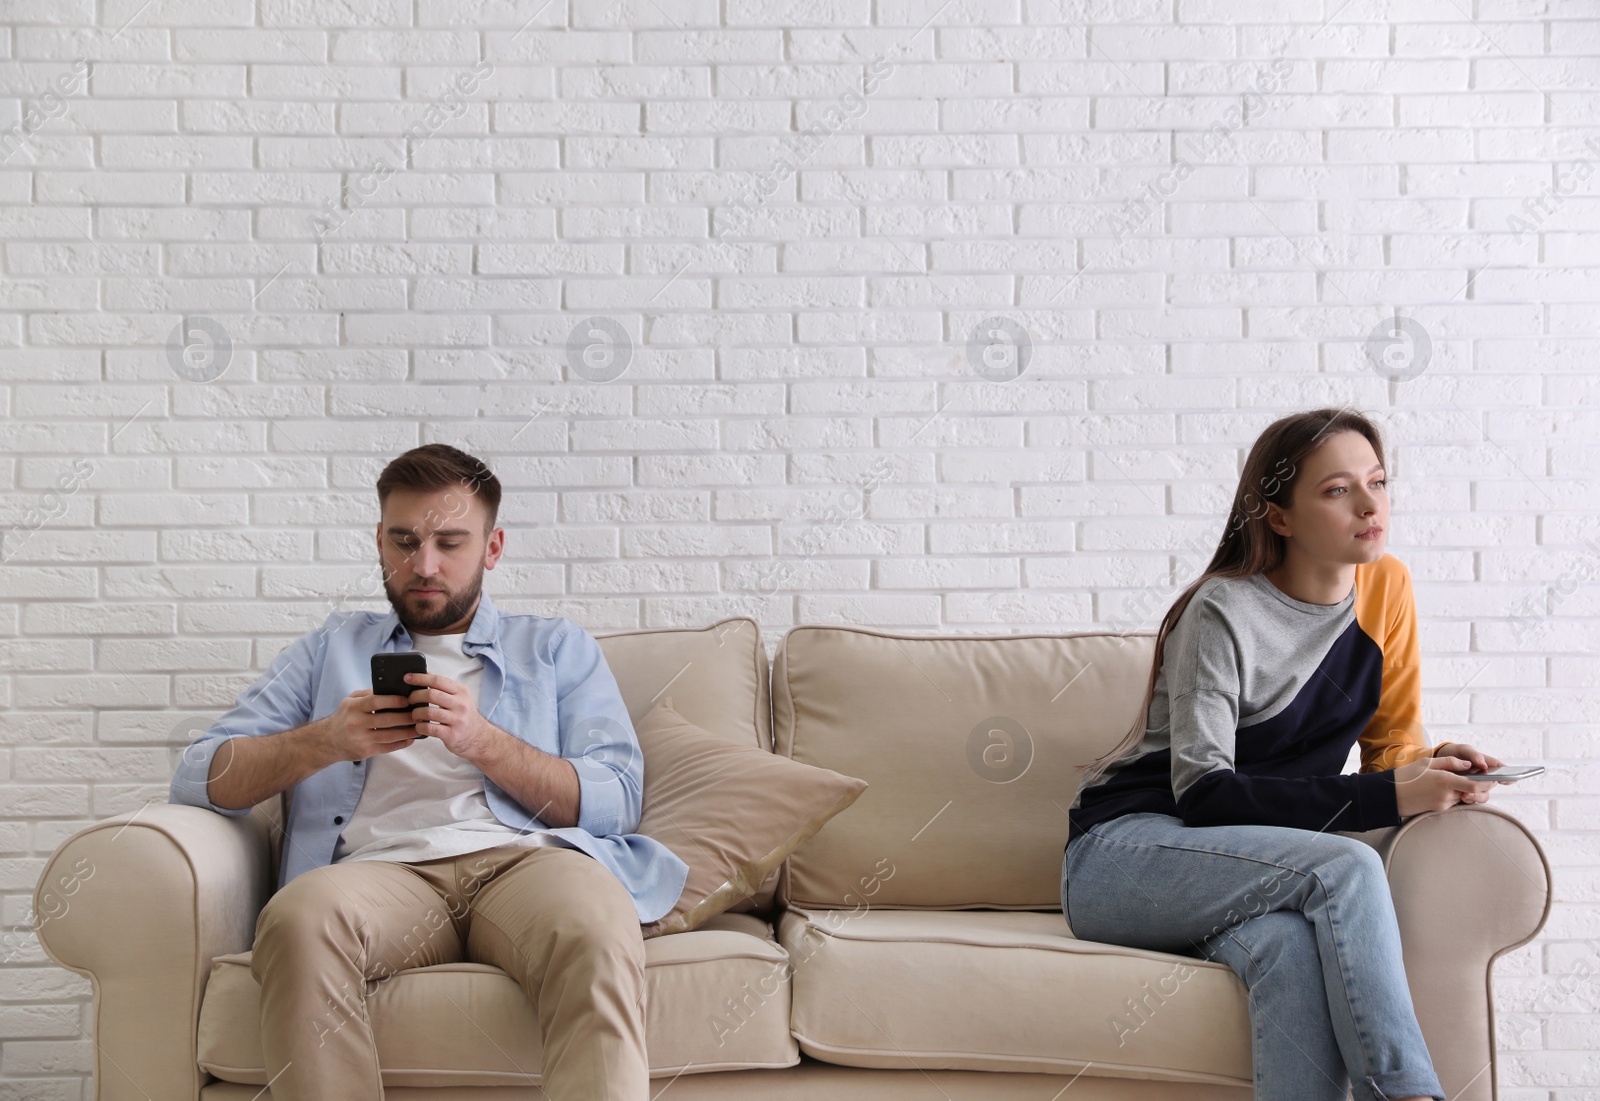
left=380, top=589, right=502, bottom=656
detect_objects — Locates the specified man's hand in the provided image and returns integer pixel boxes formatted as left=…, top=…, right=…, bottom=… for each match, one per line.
left=206, top=689, right=418, bottom=810
left=315, top=688, right=423, bottom=762
left=402, top=671, right=499, bottom=766
left=1394, top=756, right=1498, bottom=818
left=400, top=671, right=583, bottom=828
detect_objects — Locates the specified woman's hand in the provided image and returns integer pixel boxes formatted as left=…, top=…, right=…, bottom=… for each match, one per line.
left=1394, top=756, right=1498, bottom=817
left=1432, top=741, right=1504, bottom=774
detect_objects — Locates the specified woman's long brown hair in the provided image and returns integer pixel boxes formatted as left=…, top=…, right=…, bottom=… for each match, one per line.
left=1079, top=406, right=1390, bottom=787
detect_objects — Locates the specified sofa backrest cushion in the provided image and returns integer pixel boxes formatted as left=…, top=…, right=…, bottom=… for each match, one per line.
left=773, top=625, right=1157, bottom=910
left=596, top=616, right=778, bottom=913
left=596, top=617, right=771, bottom=750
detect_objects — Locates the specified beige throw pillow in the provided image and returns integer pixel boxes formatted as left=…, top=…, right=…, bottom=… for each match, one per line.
left=634, top=697, right=867, bottom=938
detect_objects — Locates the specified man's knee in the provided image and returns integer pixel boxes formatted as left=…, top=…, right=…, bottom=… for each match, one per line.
left=253, top=865, right=385, bottom=979
left=559, top=887, right=644, bottom=964
left=258, top=867, right=346, bottom=940
left=541, top=850, right=638, bottom=915
left=527, top=855, right=645, bottom=968
left=565, top=917, right=645, bottom=977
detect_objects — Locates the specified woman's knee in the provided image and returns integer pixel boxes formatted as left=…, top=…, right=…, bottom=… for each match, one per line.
left=1306, top=835, right=1388, bottom=898
left=1207, top=910, right=1319, bottom=989
left=1246, top=910, right=1318, bottom=961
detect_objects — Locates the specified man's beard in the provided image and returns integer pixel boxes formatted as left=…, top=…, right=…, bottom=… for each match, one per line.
left=384, top=568, right=484, bottom=633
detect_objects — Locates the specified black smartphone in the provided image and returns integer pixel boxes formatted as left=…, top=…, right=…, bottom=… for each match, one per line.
left=371, top=651, right=428, bottom=737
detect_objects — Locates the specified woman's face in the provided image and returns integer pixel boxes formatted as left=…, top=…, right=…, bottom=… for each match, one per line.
left=1267, top=430, right=1389, bottom=565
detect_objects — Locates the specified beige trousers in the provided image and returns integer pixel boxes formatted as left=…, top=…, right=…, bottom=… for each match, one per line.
left=250, top=843, right=649, bottom=1101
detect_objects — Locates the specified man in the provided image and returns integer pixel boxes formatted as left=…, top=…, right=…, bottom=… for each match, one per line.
left=170, top=443, right=687, bottom=1101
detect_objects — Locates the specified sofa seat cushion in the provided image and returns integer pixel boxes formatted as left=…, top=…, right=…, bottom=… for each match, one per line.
left=197, top=913, right=798, bottom=1088
left=778, top=907, right=1251, bottom=1086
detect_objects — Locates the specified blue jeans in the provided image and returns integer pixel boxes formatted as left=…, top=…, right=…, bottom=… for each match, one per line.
left=1062, top=812, right=1445, bottom=1101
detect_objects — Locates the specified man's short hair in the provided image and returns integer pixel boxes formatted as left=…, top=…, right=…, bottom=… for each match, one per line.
left=376, top=444, right=502, bottom=532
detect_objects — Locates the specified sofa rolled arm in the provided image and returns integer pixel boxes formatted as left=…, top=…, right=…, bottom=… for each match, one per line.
left=1348, top=804, right=1551, bottom=1101
left=34, top=803, right=277, bottom=1101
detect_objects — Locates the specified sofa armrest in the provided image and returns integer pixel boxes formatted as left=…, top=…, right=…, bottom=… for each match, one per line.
left=1346, top=805, right=1551, bottom=1101
left=34, top=803, right=276, bottom=1101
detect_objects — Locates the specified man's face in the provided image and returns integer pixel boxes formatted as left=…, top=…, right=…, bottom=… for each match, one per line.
left=377, top=486, right=504, bottom=635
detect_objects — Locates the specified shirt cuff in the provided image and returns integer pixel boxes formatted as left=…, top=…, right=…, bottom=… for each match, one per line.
left=573, top=763, right=630, bottom=837
left=167, top=735, right=250, bottom=817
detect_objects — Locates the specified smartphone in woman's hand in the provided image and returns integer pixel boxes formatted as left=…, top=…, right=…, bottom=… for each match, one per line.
left=1462, top=764, right=1544, bottom=782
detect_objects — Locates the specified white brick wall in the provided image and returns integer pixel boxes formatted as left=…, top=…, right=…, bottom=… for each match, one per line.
left=1, top=0, right=1597, bottom=1096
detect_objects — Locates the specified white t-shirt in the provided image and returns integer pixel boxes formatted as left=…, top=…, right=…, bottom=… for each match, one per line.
left=333, top=630, right=566, bottom=864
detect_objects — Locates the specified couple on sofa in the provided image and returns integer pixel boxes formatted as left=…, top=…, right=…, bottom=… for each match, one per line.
left=170, top=410, right=1505, bottom=1101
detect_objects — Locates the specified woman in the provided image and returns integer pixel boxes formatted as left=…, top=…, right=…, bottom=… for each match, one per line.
left=1062, top=407, right=1504, bottom=1101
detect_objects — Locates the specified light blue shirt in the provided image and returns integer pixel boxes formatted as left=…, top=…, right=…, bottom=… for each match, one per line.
left=168, top=591, right=690, bottom=924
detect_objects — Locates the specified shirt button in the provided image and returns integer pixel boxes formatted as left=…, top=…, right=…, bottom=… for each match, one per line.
left=334, top=816, right=344, bottom=825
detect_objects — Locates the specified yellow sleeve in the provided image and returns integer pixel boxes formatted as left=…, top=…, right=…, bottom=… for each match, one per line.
left=1356, top=556, right=1446, bottom=773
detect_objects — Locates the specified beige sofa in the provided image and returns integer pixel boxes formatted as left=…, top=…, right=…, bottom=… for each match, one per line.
left=36, top=617, right=1552, bottom=1100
